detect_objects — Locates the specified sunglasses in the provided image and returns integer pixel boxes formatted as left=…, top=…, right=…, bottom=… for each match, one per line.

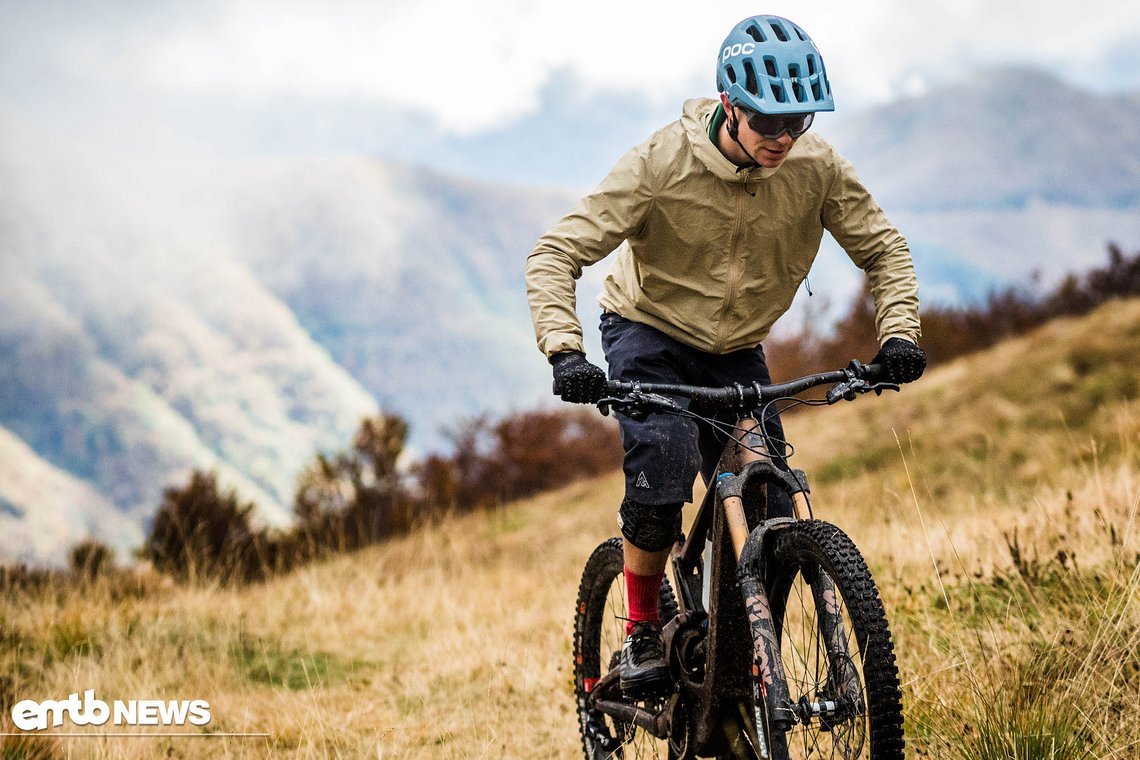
left=738, top=108, right=815, bottom=139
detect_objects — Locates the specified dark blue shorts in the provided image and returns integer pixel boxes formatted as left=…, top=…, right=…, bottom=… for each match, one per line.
left=600, top=312, right=793, bottom=517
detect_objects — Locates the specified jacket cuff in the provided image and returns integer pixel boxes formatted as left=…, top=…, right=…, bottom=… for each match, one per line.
left=880, top=333, right=918, bottom=347
left=540, top=332, right=586, bottom=359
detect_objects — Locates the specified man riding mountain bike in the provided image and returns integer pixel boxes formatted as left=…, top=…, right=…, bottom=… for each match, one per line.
left=525, top=14, right=926, bottom=701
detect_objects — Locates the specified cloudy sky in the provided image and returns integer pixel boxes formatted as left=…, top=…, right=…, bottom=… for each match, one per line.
left=3, top=0, right=1140, bottom=186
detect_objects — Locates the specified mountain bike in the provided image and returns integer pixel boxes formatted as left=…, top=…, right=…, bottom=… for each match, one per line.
left=572, top=360, right=906, bottom=759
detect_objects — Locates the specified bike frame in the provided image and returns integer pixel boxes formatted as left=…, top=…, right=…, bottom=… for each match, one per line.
left=589, top=416, right=857, bottom=757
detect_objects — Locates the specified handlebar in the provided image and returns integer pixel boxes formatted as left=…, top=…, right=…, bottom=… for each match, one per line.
left=598, top=359, right=898, bottom=419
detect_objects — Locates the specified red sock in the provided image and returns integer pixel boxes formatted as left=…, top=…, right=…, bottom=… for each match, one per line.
left=624, top=566, right=664, bottom=636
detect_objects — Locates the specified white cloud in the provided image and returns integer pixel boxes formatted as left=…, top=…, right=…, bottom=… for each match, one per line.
left=4, top=0, right=1140, bottom=134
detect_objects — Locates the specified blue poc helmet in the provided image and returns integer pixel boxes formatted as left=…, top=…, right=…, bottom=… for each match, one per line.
left=716, top=15, right=835, bottom=114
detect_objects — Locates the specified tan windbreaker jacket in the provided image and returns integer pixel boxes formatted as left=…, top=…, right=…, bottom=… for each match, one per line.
left=526, top=98, right=920, bottom=358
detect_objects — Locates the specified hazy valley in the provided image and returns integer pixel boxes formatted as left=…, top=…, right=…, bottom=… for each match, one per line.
left=2, top=67, right=1139, bottom=563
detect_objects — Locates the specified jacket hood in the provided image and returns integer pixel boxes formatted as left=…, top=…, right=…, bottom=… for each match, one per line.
left=681, top=98, right=782, bottom=182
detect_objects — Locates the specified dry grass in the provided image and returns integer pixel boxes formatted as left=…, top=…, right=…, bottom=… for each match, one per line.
left=3, top=300, right=1140, bottom=758
left=1, top=477, right=625, bottom=759
left=782, top=300, right=1140, bottom=757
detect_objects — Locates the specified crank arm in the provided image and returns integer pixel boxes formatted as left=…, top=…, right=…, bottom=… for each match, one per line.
left=591, top=698, right=671, bottom=739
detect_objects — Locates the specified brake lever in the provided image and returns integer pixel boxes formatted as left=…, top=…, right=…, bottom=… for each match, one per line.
left=825, top=379, right=901, bottom=404
left=869, top=381, right=901, bottom=396
left=597, top=392, right=680, bottom=420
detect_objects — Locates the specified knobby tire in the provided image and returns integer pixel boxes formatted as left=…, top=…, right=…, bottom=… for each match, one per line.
left=574, top=537, right=679, bottom=759
left=753, top=520, right=905, bottom=759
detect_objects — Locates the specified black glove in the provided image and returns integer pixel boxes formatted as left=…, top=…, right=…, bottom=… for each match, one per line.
left=550, top=351, right=608, bottom=404
left=871, top=338, right=927, bottom=384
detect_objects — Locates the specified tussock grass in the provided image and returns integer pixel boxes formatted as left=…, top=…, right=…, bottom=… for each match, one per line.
left=3, top=300, right=1140, bottom=758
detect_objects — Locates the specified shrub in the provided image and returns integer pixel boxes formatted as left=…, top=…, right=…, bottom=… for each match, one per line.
left=766, top=242, right=1140, bottom=381
left=292, top=413, right=415, bottom=557
left=144, top=408, right=622, bottom=585
left=422, top=407, right=622, bottom=511
left=69, top=539, right=114, bottom=579
left=142, top=470, right=266, bottom=584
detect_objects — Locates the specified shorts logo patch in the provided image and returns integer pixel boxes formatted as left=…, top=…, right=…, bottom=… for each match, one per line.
left=635, top=472, right=651, bottom=488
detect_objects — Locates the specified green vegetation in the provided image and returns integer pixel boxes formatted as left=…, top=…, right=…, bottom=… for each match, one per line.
left=229, top=639, right=370, bottom=690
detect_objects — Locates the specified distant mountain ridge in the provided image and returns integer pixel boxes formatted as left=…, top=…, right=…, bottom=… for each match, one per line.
left=827, top=66, right=1140, bottom=211
left=814, top=66, right=1140, bottom=303
left=1, top=66, right=1138, bottom=564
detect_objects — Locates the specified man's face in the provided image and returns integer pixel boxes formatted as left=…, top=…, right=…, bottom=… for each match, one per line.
left=735, top=112, right=797, bottom=168
left=720, top=94, right=812, bottom=169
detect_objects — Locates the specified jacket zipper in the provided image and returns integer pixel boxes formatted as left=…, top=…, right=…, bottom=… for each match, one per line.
left=714, top=174, right=750, bottom=351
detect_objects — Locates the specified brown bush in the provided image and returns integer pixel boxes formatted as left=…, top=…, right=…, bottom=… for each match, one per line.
left=767, top=242, right=1140, bottom=381
left=142, top=470, right=268, bottom=584
left=69, top=539, right=114, bottom=579
left=290, top=413, right=417, bottom=562
left=431, top=407, right=622, bottom=509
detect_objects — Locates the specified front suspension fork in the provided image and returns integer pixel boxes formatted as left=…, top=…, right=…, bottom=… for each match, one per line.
left=720, top=465, right=861, bottom=737
left=718, top=469, right=796, bottom=736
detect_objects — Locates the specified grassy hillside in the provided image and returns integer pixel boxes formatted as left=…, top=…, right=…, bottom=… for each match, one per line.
left=3, top=300, right=1139, bottom=758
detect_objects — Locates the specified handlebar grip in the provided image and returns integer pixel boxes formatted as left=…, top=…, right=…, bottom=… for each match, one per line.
left=862, top=362, right=886, bottom=381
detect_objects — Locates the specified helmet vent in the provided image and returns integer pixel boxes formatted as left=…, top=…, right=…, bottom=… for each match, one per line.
left=764, top=57, right=778, bottom=78
left=725, top=66, right=738, bottom=85
left=769, top=81, right=788, bottom=103
left=788, top=64, right=805, bottom=102
left=745, top=24, right=766, bottom=43
left=769, top=21, right=789, bottom=42
left=812, top=80, right=822, bottom=100
left=807, top=56, right=817, bottom=76
left=743, top=60, right=759, bottom=96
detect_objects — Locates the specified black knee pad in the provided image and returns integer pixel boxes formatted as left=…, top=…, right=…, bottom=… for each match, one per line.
left=618, top=498, right=684, bottom=552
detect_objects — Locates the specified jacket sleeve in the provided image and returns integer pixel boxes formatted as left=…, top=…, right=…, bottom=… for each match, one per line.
left=821, top=153, right=922, bottom=345
left=525, top=143, right=656, bottom=358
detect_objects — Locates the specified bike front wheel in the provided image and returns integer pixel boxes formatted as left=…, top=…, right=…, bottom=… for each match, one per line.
left=573, top=537, right=679, bottom=759
left=759, top=520, right=905, bottom=759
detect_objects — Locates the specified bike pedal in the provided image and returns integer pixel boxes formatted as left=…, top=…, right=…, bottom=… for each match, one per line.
left=620, top=674, right=674, bottom=701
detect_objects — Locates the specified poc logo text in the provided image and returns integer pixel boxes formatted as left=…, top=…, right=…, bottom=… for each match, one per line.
left=722, top=42, right=757, bottom=62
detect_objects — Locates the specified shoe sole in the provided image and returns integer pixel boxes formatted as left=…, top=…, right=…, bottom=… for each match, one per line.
left=620, top=666, right=671, bottom=699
